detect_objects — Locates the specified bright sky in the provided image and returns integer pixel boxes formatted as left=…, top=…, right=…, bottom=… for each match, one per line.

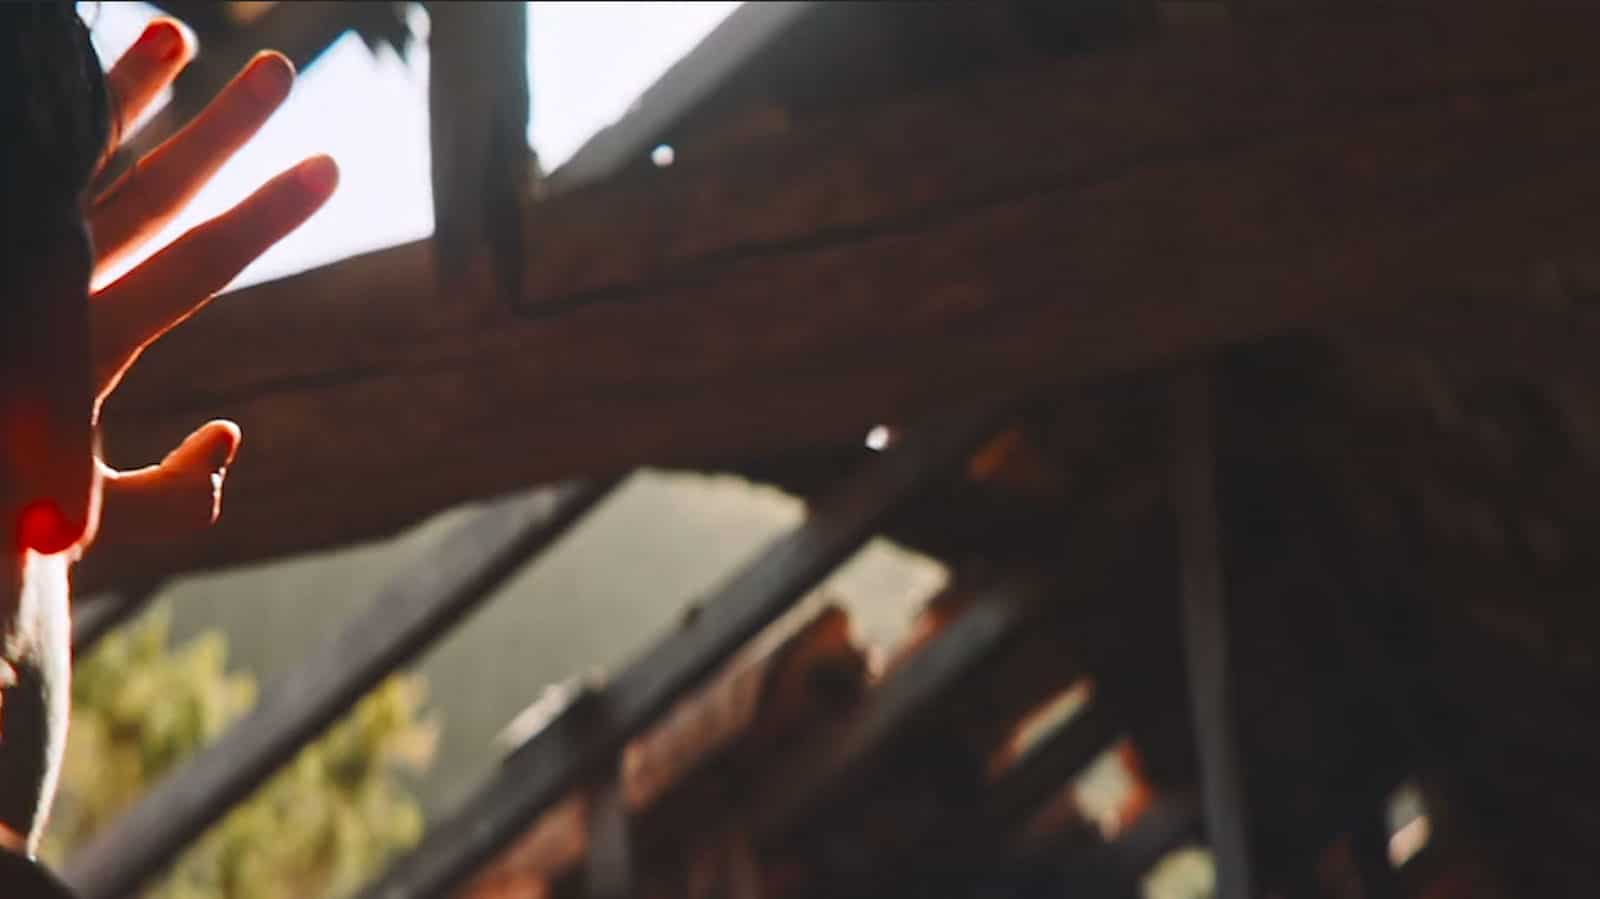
left=82, top=1, right=740, bottom=290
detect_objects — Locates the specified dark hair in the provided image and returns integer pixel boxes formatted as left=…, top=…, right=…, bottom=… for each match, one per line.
left=0, top=1, right=112, bottom=243
left=1, top=0, right=110, bottom=365
left=0, top=4, right=109, bottom=845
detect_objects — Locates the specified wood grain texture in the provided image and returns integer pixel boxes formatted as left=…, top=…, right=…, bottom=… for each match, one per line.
left=84, top=4, right=1600, bottom=589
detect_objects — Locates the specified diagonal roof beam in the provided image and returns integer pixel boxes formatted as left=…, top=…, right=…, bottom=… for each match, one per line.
left=64, top=481, right=616, bottom=899
left=349, top=402, right=1012, bottom=899
left=545, top=1, right=815, bottom=192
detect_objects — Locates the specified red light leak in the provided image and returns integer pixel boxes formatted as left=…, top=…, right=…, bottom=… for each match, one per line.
left=16, top=499, right=79, bottom=556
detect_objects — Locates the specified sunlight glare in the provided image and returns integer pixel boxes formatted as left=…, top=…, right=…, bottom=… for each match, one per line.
left=91, top=31, right=433, bottom=293
left=83, top=2, right=744, bottom=292
left=528, top=2, right=741, bottom=170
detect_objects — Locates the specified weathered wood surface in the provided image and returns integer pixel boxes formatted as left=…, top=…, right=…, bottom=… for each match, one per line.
left=87, top=4, right=1600, bottom=588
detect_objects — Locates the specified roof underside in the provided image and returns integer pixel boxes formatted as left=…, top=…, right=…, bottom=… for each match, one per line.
left=66, top=2, right=1600, bottom=897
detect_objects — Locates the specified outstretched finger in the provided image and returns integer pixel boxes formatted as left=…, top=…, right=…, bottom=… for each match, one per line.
left=98, top=420, right=241, bottom=542
left=90, top=51, right=295, bottom=272
left=103, top=18, right=192, bottom=140
left=92, top=154, right=338, bottom=399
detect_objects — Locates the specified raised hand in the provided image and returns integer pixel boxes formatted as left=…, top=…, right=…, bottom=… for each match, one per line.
left=85, top=18, right=337, bottom=554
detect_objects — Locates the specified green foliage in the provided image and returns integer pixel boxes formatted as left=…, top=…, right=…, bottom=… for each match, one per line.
left=40, top=606, right=438, bottom=899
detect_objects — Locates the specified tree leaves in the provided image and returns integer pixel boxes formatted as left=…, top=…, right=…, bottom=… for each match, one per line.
left=42, top=605, right=438, bottom=899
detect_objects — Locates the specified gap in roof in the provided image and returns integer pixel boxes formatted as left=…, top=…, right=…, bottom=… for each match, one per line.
left=528, top=2, right=743, bottom=171
left=83, top=2, right=432, bottom=291
left=82, top=2, right=740, bottom=291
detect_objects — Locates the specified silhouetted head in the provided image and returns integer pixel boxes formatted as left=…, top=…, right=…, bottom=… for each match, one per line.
left=1, top=1, right=110, bottom=558
left=0, top=0, right=112, bottom=854
left=1, top=1, right=111, bottom=230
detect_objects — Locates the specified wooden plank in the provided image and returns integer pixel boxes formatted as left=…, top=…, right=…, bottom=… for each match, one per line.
left=754, top=465, right=1168, bottom=850
left=1171, top=366, right=1254, bottom=899
left=847, top=698, right=1123, bottom=893
left=1074, top=798, right=1200, bottom=891
left=465, top=605, right=863, bottom=896
left=583, top=775, right=634, bottom=899
left=751, top=574, right=1043, bottom=839
left=901, top=797, right=1200, bottom=899
left=63, top=481, right=614, bottom=899
left=428, top=1, right=530, bottom=298
left=111, top=1, right=1600, bottom=408
left=348, top=405, right=1009, bottom=899
left=83, top=4, right=1600, bottom=590
left=982, top=700, right=1120, bottom=834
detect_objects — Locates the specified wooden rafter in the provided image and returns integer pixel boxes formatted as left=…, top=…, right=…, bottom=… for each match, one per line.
left=1172, top=364, right=1256, bottom=898
left=427, top=1, right=530, bottom=300
left=84, top=3, right=1600, bottom=593
left=750, top=575, right=1040, bottom=839
left=350, top=405, right=1008, bottom=899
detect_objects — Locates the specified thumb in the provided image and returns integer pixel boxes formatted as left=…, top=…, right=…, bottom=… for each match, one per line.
left=98, top=420, right=241, bottom=542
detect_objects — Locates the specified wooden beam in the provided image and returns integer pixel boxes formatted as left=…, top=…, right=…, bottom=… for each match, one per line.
left=464, top=604, right=864, bottom=897
left=1067, top=797, right=1200, bottom=892
left=583, top=774, right=635, bottom=899
left=85, top=4, right=1600, bottom=589
left=1171, top=366, right=1255, bottom=899
left=751, top=472, right=1166, bottom=860
left=428, top=1, right=530, bottom=299
left=751, top=574, right=1042, bottom=839
left=347, top=405, right=1008, bottom=899
left=981, top=700, right=1120, bottom=836
left=63, top=481, right=614, bottom=899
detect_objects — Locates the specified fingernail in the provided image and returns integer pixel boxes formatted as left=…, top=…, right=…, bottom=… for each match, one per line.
left=297, top=155, right=339, bottom=195
left=246, top=52, right=294, bottom=105
left=137, top=22, right=182, bottom=62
